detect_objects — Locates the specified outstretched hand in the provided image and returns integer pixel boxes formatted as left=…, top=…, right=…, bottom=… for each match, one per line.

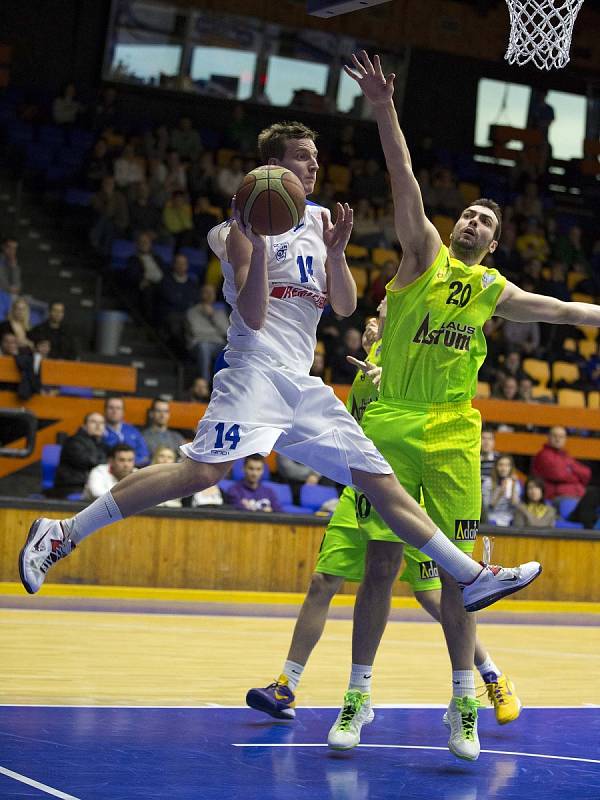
left=346, top=356, right=382, bottom=389
left=343, top=51, right=395, bottom=106
left=321, top=202, right=353, bottom=259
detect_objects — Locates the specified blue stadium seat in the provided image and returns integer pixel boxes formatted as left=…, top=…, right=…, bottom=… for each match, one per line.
left=41, top=444, right=62, bottom=490
left=66, top=492, right=84, bottom=502
left=111, top=238, right=136, bottom=269
left=555, top=519, right=584, bottom=530
left=65, top=188, right=93, bottom=207
left=231, top=459, right=270, bottom=481
left=262, top=480, right=292, bottom=507
left=69, top=129, right=95, bottom=151
left=153, top=243, right=174, bottom=264
left=0, top=289, right=11, bottom=320
left=179, top=247, right=207, bottom=279
left=558, top=497, right=580, bottom=521
left=281, top=503, right=308, bottom=514
left=217, top=479, right=234, bottom=494
left=58, top=386, right=94, bottom=397
left=39, top=125, right=65, bottom=146
left=299, top=484, right=339, bottom=512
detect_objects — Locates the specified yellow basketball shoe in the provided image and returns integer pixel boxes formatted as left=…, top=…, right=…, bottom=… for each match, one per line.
left=485, top=673, right=522, bottom=725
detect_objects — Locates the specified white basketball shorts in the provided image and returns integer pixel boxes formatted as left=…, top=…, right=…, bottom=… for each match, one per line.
left=180, top=351, right=392, bottom=486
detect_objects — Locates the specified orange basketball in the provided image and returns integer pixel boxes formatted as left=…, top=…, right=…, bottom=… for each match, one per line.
left=235, top=166, right=306, bottom=236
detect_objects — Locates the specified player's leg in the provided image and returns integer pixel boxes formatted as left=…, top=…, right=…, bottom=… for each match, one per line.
left=20, top=357, right=290, bottom=594
left=247, top=486, right=363, bottom=719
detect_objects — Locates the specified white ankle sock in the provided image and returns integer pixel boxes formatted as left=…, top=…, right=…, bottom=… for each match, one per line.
left=420, top=530, right=481, bottom=583
left=281, top=660, right=304, bottom=692
left=349, top=663, right=372, bottom=694
left=67, top=491, right=123, bottom=545
left=452, top=669, right=475, bottom=698
left=476, top=655, right=501, bottom=683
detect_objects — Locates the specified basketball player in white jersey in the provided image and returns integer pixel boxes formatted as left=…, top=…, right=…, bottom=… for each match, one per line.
left=20, top=122, right=540, bottom=641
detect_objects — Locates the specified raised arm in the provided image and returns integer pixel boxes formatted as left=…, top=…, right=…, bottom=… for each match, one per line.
left=496, top=282, right=600, bottom=326
left=226, top=215, right=268, bottom=331
left=344, top=52, right=441, bottom=285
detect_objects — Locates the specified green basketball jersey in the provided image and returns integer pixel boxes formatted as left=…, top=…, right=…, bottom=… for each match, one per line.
left=380, top=244, right=506, bottom=404
left=346, top=340, right=382, bottom=423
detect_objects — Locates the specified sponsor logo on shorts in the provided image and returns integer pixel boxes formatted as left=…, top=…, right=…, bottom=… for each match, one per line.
left=454, top=519, right=479, bottom=541
left=412, top=313, right=476, bottom=352
left=419, top=560, right=439, bottom=580
left=355, top=492, right=372, bottom=520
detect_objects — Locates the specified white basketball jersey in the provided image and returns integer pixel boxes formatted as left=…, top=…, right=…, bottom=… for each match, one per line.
left=207, top=202, right=330, bottom=373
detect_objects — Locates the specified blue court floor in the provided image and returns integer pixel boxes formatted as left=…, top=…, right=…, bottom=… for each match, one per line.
left=1, top=706, right=599, bottom=799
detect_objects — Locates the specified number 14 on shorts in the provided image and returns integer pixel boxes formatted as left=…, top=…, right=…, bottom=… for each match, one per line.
left=214, top=423, right=241, bottom=450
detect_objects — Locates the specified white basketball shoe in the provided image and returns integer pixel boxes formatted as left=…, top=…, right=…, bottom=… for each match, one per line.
left=461, top=561, right=542, bottom=612
left=327, top=690, right=374, bottom=750
left=19, top=517, right=75, bottom=594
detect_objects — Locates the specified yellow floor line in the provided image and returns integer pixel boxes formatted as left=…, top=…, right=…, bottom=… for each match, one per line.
left=1, top=582, right=599, bottom=614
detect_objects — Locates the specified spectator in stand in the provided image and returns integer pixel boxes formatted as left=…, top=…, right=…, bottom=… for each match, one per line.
left=492, top=222, right=522, bottom=281
left=85, top=140, right=113, bottom=192
left=516, top=219, right=549, bottom=263
left=30, top=300, right=78, bottom=360
left=0, top=297, right=34, bottom=351
left=0, top=237, right=21, bottom=295
left=485, top=455, right=522, bottom=527
left=492, top=374, right=520, bottom=401
left=225, top=454, right=283, bottom=513
left=164, top=151, right=187, bottom=195
left=429, top=167, right=464, bottom=218
left=379, top=199, right=399, bottom=249
left=84, top=443, right=136, bottom=500
left=158, top=253, right=198, bottom=344
left=514, top=181, right=544, bottom=224
left=122, top=231, right=165, bottom=321
left=92, top=86, right=119, bottom=132
left=584, top=343, right=600, bottom=390
left=497, top=350, right=527, bottom=383
left=188, top=152, right=217, bottom=201
left=541, top=260, right=571, bottom=303
left=330, top=327, right=364, bottom=384
left=129, top=182, right=163, bottom=238
left=114, top=143, right=145, bottom=194
left=144, top=125, right=170, bottom=161
left=333, top=123, right=357, bottom=166
left=215, top=156, right=245, bottom=211
left=513, top=477, right=556, bottom=529
left=183, top=376, right=210, bottom=403
left=90, top=175, right=129, bottom=254
left=480, top=427, right=499, bottom=482
left=532, top=426, right=600, bottom=528
left=314, top=181, right=339, bottom=212
left=147, top=157, right=169, bottom=209
left=103, top=396, right=149, bottom=466
left=277, top=454, right=320, bottom=504
left=519, top=376, right=552, bottom=404
left=351, top=158, right=388, bottom=208
left=192, top=195, right=221, bottom=245
left=51, top=411, right=108, bottom=498
left=141, top=397, right=186, bottom=457
left=171, top=117, right=202, bottom=162
left=351, top=198, right=381, bottom=248
left=151, top=446, right=183, bottom=507
left=226, top=105, right=256, bottom=154
left=502, top=316, right=541, bottom=356
left=52, top=83, right=84, bottom=126
left=185, top=284, right=229, bottom=382
left=368, top=260, right=397, bottom=307
left=163, top=191, right=194, bottom=248
left=0, top=331, right=18, bottom=357
left=310, top=350, right=326, bottom=380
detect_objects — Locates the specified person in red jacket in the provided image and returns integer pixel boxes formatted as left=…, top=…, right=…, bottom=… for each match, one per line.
left=532, top=426, right=600, bottom=528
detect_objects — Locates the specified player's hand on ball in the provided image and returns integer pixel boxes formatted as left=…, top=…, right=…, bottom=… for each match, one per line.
left=232, top=195, right=265, bottom=250
left=346, top=356, right=382, bottom=389
left=344, top=51, right=395, bottom=106
left=322, top=203, right=353, bottom=259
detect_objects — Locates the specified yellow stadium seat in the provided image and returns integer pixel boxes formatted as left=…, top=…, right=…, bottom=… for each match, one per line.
left=523, top=358, right=550, bottom=388
left=459, top=182, right=480, bottom=205
left=346, top=243, right=369, bottom=260
left=578, top=325, right=598, bottom=341
left=571, top=292, right=595, bottom=304
left=567, top=272, right=583, bottom=291
left=588, top=391, right=600, bottom=409
left=315, top=340, right=326, bottom=355
left=563, top=337, right=577, bottom=353
left=372, top=247, right=399, bottom=267
left=432, top=215, right=454, bottom=244
left=349, top=266, right=368, bottom=298
left=205, top=255, right=223, bottom=288
left=476, top=381, right=490, bottom=398
left=579, top=339, right=598, bottom=359
left=216, top=148, right=236, bottom=166
left=557, top=388, right=586, bottom=407
left=328, top=164, right=351, bottom=193
left=532, top=386, right=554, bottom=400
left=541, top=268, right=551, bottom=280
left=552, top=360, right=579, bottom=386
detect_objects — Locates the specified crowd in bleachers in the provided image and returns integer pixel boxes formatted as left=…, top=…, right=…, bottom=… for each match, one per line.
left=0, top=83, right=599, bottom=525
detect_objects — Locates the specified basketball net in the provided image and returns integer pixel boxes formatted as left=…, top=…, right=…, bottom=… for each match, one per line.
left=504, top=0, right=585, bottom=70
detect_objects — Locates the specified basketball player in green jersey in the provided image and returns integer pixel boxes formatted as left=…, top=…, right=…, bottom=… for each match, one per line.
left=337, top=50, right=600, bottom=761
left=247, top=305, right=518, bottom=733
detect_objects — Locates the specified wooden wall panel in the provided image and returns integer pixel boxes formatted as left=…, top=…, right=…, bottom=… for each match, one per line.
left=2, top=507, right=598, bottom=602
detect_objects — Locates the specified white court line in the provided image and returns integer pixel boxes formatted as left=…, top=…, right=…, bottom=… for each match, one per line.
left=231, top=743, right=600, bottom=765
left=0, top=703, right=598, bottom=709
left=0, top=765, right=80, bottom=799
